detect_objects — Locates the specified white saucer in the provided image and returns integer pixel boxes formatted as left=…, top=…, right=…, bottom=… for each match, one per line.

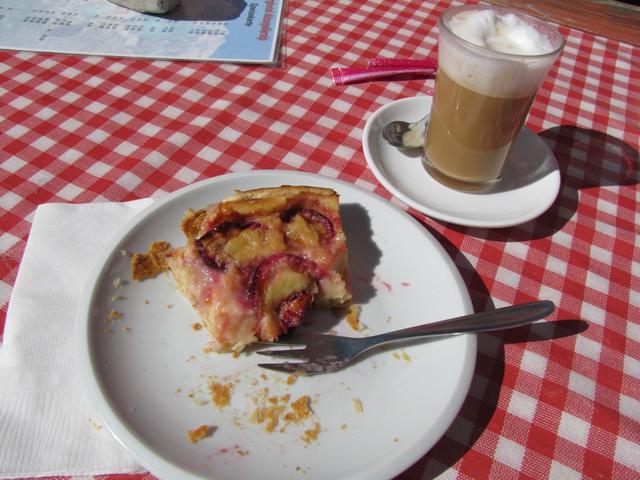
left=362, top=96, right=561, bottom=228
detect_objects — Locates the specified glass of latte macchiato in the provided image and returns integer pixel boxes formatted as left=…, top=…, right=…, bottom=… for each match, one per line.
left=423, top=5, right=564, bottom=190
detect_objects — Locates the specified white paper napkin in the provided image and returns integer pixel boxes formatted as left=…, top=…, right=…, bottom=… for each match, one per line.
left=0, top=200, right=154, bottom=478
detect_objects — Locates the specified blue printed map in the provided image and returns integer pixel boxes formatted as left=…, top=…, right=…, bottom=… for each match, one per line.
left=0, top=0, right=283, bottom=62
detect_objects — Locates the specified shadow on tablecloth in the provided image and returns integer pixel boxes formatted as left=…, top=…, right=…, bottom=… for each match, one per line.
left=448, top=125, right=640, bottom=241
left=395, top=227, right=588, bottom=479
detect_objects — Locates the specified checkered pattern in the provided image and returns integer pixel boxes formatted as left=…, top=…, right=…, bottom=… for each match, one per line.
left=1, top=0, right=638, bottom=478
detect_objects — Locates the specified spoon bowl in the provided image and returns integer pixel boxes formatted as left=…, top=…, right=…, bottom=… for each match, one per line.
left=382, top=114, right=429, bottom=149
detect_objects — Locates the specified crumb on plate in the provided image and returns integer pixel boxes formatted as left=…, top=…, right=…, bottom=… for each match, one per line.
left=130, top=240, right=172, bottom=280
left=253, top=404, right=286, bottom=432
left=302, top=422, right=321, bottom=444
left=89, top=418, right=103, bottom=431
left=285, top=395, right=312, bottom=424
left=287, top=370, right=302, bottom=385
left=345, top=304, right=362, bottom=331
left=187, top=424, right=214, bottom=444
left=209, top=381, right=233, bottom=408
left=107, top=309, right=124, bottom=321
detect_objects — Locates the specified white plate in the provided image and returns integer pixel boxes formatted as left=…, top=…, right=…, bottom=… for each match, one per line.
left=363, top=96, right=561, bottom=228
left=77, top=170, right=476, bottom=480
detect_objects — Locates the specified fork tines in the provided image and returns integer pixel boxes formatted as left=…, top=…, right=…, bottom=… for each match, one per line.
left=255, top=348, right=308, bottom=360
left=257, top=362, right=304, bottom=373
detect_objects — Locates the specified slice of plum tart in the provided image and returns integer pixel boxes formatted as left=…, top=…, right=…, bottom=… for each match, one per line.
left=133, top=185, right=352, bottom=352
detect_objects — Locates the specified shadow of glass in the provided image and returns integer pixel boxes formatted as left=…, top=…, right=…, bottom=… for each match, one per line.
left=162, top=0, right=247, bottom=21
left=528, top=125, right=639, bottom=237
left=445, top=125, right=639, bottom=240
left=487, top=127, right=560, bottom=194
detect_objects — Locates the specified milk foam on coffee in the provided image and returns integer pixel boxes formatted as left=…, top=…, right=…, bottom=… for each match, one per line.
left=439, top=8, right=561, bottom=98
left=449, top=10, right=554, bottom=55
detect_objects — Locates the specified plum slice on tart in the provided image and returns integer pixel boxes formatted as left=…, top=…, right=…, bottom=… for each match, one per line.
left=165, top=185, right=352, bottom=352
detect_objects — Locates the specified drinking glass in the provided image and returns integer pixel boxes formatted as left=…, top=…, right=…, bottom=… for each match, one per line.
left=423, top=4, right=564, bottom=190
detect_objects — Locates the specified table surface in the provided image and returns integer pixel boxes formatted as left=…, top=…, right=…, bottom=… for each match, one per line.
left=1, top=0, right=639, bottom=479
left=487, top=0, right=640, bottom=46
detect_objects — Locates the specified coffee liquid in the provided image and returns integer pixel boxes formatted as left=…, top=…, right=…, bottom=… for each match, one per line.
left=424, top=69, right=536, bottom=184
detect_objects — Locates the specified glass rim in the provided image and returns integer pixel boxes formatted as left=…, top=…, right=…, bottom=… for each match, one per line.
left=439, top=4, right=566, bottom=61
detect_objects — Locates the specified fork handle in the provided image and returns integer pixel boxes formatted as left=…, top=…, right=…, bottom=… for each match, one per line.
left=365, top=300, right=555, bottom=346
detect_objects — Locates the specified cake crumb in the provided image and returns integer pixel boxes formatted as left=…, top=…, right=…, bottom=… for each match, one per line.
left=250, top=391, right=316, bottom=434
left=287, top=370, right=302, bottom=385
left=89, top=418, right=103, bottom=431
left=131, top=240, right=172, bottom=280
left=285, top=395, right=312, bottom=424
left=345, top=304, right=362, bottom=331
left=255, top=405, right=285, bottom=432
left=250, top=386, right=281, bottom=432
left=191, top=322, right=203, bottom=331
left=401, top=351, right=411, bottom=362
left=209, top=382, right=233, bottom=408
left=107, top=309, right=124, bottom=321
left=340, top=423, right=348, bottom=430
left=302, top=422, right=321, bottom=444
left=352, top=398, right=363, bottom=413
left=187, top=425, right=214, bottom=444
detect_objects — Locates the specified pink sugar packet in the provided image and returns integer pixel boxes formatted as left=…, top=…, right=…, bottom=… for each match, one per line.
left=331, top=65, right=436, bottom=86
left=331, top=57, right=437, bottom=85
left=367, top=58, right=438, bottom=69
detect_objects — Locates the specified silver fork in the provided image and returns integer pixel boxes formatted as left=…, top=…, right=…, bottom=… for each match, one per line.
left=256, top=300, right=555, bottom=375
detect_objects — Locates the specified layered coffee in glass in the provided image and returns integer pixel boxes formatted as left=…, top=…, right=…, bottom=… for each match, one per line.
left=423, top=5, right=564, bottom=190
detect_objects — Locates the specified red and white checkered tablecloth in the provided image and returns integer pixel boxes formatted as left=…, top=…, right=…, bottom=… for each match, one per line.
left=1, top=0, right=639, bottom=478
